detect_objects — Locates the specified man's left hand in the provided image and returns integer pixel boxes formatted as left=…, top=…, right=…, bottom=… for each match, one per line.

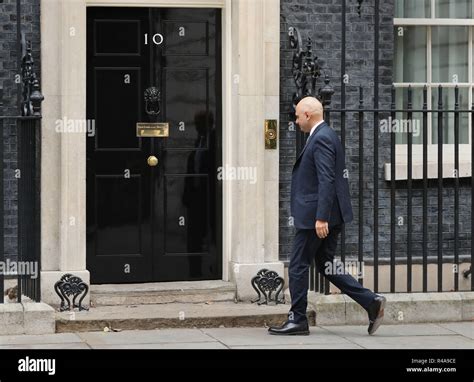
left=315, top=220, right=329, bottom=239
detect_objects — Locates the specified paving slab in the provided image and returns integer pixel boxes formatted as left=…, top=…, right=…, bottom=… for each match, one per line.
left=437, top=322, right=474, bottom=339
left=201, top=327, right=354, bottom=347
left=321, top=323, right=457, bottom=338
left=0, top=343, right=90, bottom=349
left=91, top=342, right=228, bottom=349
left=231, top=343, right=364, bottom=349
left=0, top=333, right=83, bottom=346
left=2, top=322, right=472, bottom=349
left=348, top=335, right=474, bottom=349
left=76, top=328, right=214, bottom=345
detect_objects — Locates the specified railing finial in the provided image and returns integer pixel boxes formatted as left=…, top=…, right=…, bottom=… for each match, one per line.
left=20, top=33, right=43, bottom=116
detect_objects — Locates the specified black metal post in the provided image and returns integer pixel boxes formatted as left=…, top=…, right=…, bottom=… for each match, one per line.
left=340, top=0, right=346, bottom=265
left=373, top=0, right=379, bottom=293
left=358, top=86, right=364, bottom=285
left=422, top=86, right=428, bottom=292
left=437, top=86, right=443, bottom=292
left=17, top=118, right=25, bottom=303
left=407, top=86, right=413, bottom=292
left=34, top=117, right=41, bottom=301
left=390, top=85, right=396, bottom=293
left=454, top=86, right=459, bottom=291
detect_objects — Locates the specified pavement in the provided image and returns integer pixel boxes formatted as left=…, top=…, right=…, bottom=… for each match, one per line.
left=0, top=322, right=472, bottom=349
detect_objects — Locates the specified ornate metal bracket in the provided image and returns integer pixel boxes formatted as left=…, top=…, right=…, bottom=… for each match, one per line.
left=20, top=32, right=44, bottom=116
left=54, top=274, right=89, bottom=311
left=251, top=269, right=285, bottom=305
left=288, top=27, right=335, bottom=110
left=288, top=27, right=321, bottom=110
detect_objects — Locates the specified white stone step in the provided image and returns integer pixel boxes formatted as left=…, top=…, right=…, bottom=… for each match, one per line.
left=90, top=280, right=236, bottom=306
left=55, top=301, right=292, bottom=332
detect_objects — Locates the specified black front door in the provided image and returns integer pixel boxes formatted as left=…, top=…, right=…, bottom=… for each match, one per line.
left=86, top=7, right=222, bottom=284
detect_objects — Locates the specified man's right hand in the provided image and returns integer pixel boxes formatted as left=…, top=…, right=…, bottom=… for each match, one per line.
left=315, top=220, right=329, bottom=239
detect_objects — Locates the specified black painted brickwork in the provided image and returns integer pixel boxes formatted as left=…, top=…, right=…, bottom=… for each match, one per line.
left=0, top=0, right=40, bottom=260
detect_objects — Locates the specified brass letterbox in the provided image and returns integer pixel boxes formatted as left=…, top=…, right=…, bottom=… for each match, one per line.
left=136, top=122, right=169, bottom=138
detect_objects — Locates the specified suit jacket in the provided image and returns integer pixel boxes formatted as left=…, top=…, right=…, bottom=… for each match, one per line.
left=291, top=121, right=353, bottom=229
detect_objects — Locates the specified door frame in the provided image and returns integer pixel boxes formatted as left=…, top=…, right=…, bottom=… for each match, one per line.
left=40, top=0, right=281, bottom=303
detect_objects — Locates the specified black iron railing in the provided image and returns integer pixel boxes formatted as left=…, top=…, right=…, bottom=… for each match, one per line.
left=306, top=85, right=473, bottom=294
left=0, top=0, right=43, bottom=303
left=17, top=115, right=42, bottom=302
left=0, top=115, right=42, bottom=304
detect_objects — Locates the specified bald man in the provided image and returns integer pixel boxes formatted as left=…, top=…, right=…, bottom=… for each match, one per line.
left=268, top=97, right=386, bottom=336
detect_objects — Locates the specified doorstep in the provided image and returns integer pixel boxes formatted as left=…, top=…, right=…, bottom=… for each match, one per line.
left=90, top=280, right=237, bottom=307
left=55, top=301, right=300, bottom=333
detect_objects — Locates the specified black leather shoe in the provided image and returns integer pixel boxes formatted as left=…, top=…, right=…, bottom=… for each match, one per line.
left=268, top=320, right=309, bottom=336
left=367, top=295, right=386, bottom=335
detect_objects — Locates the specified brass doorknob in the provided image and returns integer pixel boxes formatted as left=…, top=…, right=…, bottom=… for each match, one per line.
left=147, top=156, right=158, bottom=167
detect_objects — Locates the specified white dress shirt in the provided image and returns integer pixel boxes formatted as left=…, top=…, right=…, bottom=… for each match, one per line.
left=309, top=120, right=325, bottom=137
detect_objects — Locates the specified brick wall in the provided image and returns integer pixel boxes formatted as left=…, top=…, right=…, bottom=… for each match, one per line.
left=279, top=0, right=472, bottom=265
left=0, top=0, right=40, bottom=260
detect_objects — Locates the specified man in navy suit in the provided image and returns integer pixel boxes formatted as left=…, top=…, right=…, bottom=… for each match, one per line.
left=269, top=97, right=386, bottom=336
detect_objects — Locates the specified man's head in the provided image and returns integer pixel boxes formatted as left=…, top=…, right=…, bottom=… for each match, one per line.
left=295, top=97, right=324, bottom=133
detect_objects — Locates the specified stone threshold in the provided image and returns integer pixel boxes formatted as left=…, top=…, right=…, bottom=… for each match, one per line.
left=56, top=301, right=299, bottom=333
left=90, top=280, right=236, bottom=306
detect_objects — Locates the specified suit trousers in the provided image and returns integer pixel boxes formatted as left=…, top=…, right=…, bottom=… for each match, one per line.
left=288, top=225, right=377, bottom=324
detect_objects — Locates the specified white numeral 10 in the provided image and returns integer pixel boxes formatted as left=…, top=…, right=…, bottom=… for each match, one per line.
left=144, top=33, right=164, bottom=45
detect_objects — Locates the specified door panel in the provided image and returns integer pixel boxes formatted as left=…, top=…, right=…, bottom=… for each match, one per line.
left=95, top=68, right=142, bottom=149
left=94, top=20, right=142, bottom=56
left=87, top=7, right=222, bottom=284
left=95, top=175, right=142, bottom=255
left=164, top=68, right=209, bottom=148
